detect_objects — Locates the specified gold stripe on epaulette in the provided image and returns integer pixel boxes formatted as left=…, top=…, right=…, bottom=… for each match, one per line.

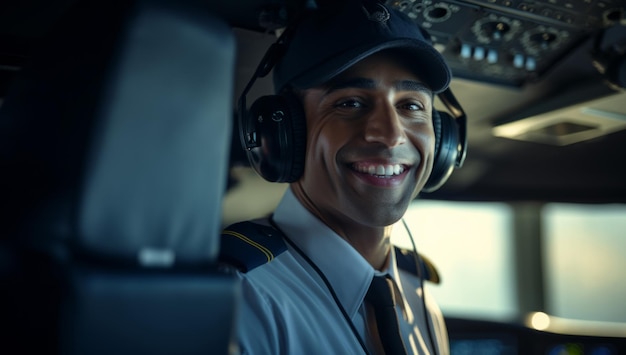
left=223, top=230, right=275, bottom=262
left=420, top=254, right=441, bottom=284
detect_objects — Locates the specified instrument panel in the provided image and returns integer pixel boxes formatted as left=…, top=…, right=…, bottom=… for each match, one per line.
left=387, top=0, right=626, bottom=85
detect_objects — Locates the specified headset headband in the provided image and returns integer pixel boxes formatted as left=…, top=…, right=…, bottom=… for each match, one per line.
left=238, top=23, right=299, bottom=152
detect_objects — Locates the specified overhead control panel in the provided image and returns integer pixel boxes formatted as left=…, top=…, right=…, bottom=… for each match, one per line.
left=387, top=0, right=625, bottom=86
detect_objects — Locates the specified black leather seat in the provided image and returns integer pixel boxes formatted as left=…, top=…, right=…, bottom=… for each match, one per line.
left=0, top=1, right=238, bottom=354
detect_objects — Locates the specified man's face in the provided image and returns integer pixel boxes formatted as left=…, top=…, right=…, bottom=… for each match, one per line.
left=295, top=51, right=436, bottom=228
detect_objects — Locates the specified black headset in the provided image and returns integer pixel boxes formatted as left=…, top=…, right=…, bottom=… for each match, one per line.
left=238, top=23, right=467, bottom=192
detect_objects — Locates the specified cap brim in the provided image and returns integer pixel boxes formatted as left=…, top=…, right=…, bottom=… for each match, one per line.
left=288, top=38, right=451, bottom=94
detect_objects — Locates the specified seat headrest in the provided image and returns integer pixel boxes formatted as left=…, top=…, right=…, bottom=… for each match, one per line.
left=0, top=0, right=235, bottom=266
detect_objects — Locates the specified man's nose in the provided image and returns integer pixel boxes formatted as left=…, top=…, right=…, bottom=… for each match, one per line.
left=363, top=101, right=407, bottom=147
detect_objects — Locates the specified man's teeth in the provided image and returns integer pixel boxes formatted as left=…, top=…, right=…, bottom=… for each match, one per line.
left=354, top=164, right=404, bottom=176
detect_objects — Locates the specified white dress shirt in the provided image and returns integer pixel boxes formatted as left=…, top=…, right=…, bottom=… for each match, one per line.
left=234, top=187, right=449, bottom=354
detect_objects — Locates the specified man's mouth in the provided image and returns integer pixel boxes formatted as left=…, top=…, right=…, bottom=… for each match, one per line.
left=351, top=162, right=407, bottom=177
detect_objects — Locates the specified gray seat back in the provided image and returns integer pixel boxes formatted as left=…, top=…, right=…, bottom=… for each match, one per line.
left=0, top=1, right=238, bottom=354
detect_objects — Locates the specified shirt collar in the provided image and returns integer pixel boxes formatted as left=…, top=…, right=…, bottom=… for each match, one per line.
left=273, top=188, right=375, bottom=318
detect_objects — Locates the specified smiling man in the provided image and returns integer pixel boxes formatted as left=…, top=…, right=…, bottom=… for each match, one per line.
left=293, top=52, right=436, bottom=271
left=222, top=0, right=453, bottom=354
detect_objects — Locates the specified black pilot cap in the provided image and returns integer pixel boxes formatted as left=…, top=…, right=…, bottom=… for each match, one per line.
left=272, top=0, right=452, bottom=94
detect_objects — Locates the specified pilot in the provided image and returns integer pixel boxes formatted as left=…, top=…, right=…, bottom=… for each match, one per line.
left=222, top=0, right=453, bottom=353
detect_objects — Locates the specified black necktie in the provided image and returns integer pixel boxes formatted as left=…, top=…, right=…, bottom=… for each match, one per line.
left=365, top=275, right=407, bottom=355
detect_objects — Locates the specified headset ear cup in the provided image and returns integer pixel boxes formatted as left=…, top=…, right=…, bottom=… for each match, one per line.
left=245, top=93, right=306, bottom=183
left=423, top=110, right=459, bottom=192
left=282, top=91, right=307, bottom=182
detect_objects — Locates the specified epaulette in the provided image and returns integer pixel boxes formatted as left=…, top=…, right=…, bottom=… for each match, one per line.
left=219, top=221, right=440, bottom=283
left=395, top=246, right=441, bottom=284
left=219, top=220, right=287, bottom=273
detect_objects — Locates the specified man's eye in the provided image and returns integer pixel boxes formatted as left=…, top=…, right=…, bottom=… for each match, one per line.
left=401, top=102, right=424, bottom=111
left=336, top=99, right=364, bottom=109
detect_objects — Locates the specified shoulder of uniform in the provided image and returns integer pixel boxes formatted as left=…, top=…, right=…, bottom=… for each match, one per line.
left=394, top=246, right=441, bottom=284
left=219, top=220, right=287, bottom=273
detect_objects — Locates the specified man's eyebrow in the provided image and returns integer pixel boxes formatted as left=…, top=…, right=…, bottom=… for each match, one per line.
left=324, top=77, right=376, bottom=93
left=394, top=80, right=433, bottom=96
left=323, top=77, right=433, bottom=96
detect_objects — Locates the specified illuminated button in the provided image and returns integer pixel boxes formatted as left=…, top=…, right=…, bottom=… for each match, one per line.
left=513, top=54, right=524, bottom=68
left=473, top=46, right=485, bottom=60
left=460, top=44, right=472, bottom=59
left=487, top=49, right=498, bottom=63
left=525, top=56, right=537, bottom=71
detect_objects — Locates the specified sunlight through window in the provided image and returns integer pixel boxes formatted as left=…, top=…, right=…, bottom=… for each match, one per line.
left=394, top=200, right=516, bottom=321
left=544, top=203, right=626, bottom=323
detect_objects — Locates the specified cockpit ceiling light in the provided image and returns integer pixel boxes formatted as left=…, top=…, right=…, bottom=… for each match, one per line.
left=493, top=91, right=626, bottom=145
